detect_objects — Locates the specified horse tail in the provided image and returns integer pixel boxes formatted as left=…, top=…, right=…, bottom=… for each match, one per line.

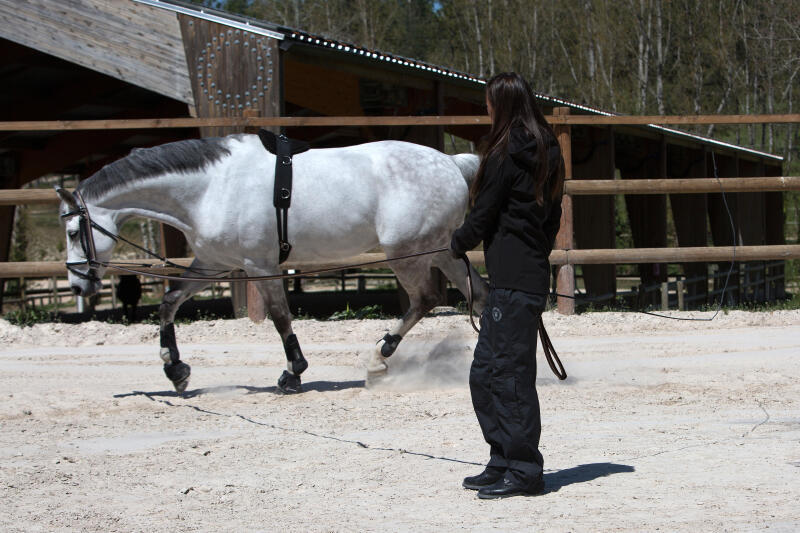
left=450, top=154, right=480, bottom=186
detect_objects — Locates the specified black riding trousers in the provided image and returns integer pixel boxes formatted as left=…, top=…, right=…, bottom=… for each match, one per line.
left=470, top=288, right=545, bottom=486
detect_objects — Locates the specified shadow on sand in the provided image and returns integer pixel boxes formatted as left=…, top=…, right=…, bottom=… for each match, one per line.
left=544, top=462, right=635, bottom=493
left=113, top=380, right=365, bottom=399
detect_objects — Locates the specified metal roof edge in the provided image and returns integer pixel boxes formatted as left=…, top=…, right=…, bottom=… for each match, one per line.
left=132, top=0, right=284, bottom=40
left=530, top=93, right=783, bottom=162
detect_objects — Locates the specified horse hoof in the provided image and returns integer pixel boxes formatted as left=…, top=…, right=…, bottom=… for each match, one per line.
left=365, top=369, right=388, bottom=389
left=277, top=370, right=302, bottom=394
left=366, top=356, right=388, bottom=374
left=164, top=361, right=191, bottom=394
left=174, top=375, right=190, bottom=394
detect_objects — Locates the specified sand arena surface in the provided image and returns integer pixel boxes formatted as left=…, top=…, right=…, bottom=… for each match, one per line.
left=1, top=309, right=799, bottom=531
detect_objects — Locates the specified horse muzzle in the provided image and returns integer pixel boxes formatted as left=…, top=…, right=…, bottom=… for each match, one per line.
left=70, top=278, right=101, bottom=298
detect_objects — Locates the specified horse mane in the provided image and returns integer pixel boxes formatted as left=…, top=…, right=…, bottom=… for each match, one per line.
left=77, top=137, right=232, bottom=200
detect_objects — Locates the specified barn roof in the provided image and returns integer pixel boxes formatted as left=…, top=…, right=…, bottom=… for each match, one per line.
left=135, top=0, right=781, bottom=162
left=0, top=0, right=782, bottom=165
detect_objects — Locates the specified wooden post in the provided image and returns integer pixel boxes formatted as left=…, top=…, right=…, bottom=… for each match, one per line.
left=0, top=158, right=19, bottom=314
left=246, top=281, right=266, bottom=323
left=677, top=280, right=685, bottom=310
left=661, top=282, right=669, bottom=310
left=51, top=276, right=58, bottom=310
left=230, top=271, right=248, bottom=318
left=110, top=275, right=117, bottom=309
left=243, top=108, right=267, bottom=323
left=553, top=108, right=575, bottom=314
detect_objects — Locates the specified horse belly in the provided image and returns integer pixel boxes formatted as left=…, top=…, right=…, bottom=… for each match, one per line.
left=287, top=194, right=380, bottom=262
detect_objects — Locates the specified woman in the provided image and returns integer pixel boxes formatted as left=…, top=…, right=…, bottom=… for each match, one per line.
left=450, top=72, right=564, bottom=499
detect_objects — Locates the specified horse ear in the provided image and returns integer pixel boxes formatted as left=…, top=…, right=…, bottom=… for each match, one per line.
left=55, top=186, right=77, bottom=210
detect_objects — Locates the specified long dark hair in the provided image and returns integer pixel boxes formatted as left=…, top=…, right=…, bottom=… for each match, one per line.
left=470, top=72, right=564, bottom=206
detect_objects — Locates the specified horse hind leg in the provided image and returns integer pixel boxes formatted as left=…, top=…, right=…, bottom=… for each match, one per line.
left=432, top=252, right=489, bottom=316
left=367, top=257, right=444, bottom=380
left=158, top=264, right=213, bottom=393
left=252, top=278, right=307, bottom=394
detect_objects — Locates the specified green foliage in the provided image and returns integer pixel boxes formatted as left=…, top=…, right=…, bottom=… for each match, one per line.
left=3, top=307, right=57, bottom=327
left=722, top=292, right=800, bottom=312
left=327, top=303, right=386, bottom=320
left=293, top=307, right=313, bottom=320
left=175, top=308, right=227, bottom=323
left=142, top=310, right=161, bottom=325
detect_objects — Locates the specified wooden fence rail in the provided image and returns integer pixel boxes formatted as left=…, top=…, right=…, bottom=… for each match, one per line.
left=3, top=245, right=799, bottom=279
left=1, top=113, right=800, bottom=131
left=4, top=111, right=799, bottom=315
left=4, top=177, right=800, bottom=206
left=564, top=176, right=800, bottom=195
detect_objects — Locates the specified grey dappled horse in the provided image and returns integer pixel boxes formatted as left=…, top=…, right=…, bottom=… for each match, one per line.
left=57, top=134, right=488, bottom=393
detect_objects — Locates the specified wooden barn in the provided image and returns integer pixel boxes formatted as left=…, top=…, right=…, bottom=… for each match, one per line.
left=0, top=0, right=786, bottom=313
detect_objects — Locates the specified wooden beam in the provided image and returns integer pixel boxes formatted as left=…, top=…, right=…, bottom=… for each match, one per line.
left=0, top=116, right=490, bottom=131
left=2, top=113, right=799, bottom=132
left=0, top=189, right=74, bottom=205
left=563, top=176, right=800, bottom=194
left=4, top=176, right=798, bottom=206
left=5, top=245, right=800, bottom=278
left=553, top=107, right=575, bottom=314
left=549, top=245, right=800, bottom=264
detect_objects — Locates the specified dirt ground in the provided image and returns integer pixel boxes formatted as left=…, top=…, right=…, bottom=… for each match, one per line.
left=1, top=308, right=799, bottom=532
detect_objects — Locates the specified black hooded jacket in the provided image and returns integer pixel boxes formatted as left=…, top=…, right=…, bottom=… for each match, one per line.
left=451, top=126, right=563, bottom=296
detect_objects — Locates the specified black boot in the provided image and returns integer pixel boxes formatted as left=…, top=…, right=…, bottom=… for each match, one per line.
left=462, top=467, right=505, bottom=490
left=477, top=476, right=545, bottom=499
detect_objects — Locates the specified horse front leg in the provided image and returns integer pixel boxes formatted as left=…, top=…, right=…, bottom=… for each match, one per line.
left=158, top=262, right=212, bottom=393
left=252, top=278, right=308, bottom=394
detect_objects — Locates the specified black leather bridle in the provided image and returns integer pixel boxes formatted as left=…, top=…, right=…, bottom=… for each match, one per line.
left=60, top=190, right=118, bottom=284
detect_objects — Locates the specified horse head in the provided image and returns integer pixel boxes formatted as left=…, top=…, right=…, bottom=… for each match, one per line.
left=56, top=186, right=118, bottom=298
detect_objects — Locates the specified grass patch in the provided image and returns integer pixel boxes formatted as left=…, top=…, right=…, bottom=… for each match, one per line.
left=327, top=303, right=387, bottom=320
left=3, top=307, right=59, bottom=327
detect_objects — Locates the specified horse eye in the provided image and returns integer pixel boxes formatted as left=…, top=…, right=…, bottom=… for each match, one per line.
left=68, top=230, right=78, bottom=239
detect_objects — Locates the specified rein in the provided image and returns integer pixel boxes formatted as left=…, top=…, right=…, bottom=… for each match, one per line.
left=461, top=256, right=566, bottom=380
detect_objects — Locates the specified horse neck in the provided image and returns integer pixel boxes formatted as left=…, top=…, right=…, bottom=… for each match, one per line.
left=88, top=173, right=208, bottom=234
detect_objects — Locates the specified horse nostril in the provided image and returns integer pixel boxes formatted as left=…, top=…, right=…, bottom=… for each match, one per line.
left=71, top=286, right=82, bottom=296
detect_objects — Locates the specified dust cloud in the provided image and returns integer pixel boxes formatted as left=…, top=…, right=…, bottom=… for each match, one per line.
left=370, top=335, right=475, bottom=391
